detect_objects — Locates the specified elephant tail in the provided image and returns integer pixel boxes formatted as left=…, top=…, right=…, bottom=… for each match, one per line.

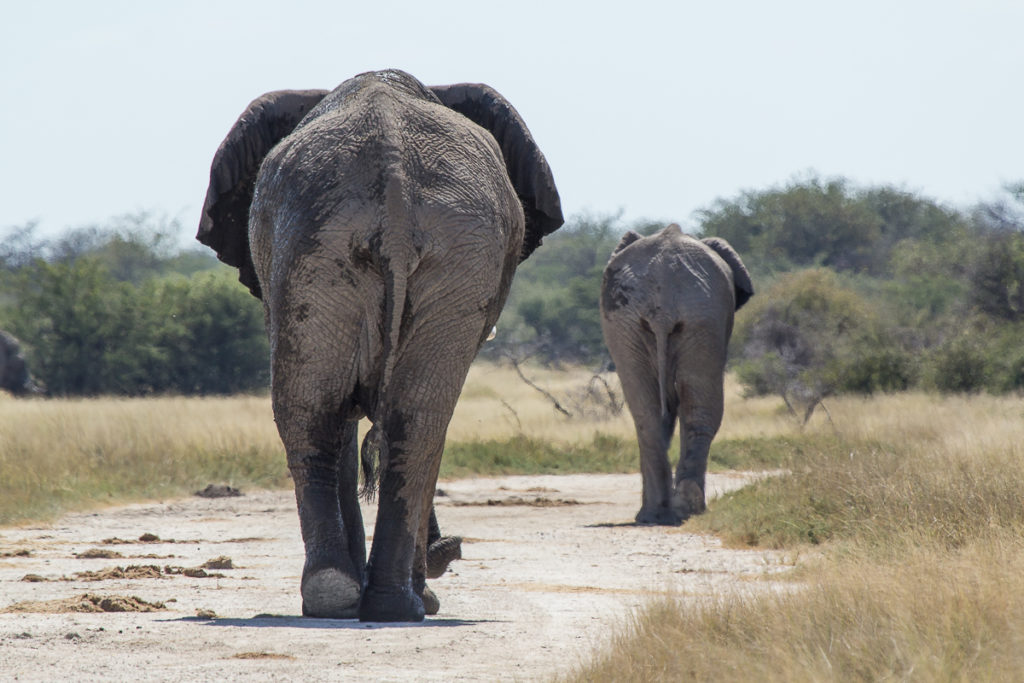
left=379, top=158, right=411, bottom=398
left=655, top=325, right=671, bottom=418
left=360, top=158, right=413, bottom=501
left=360, top=423, right=385, bottom=501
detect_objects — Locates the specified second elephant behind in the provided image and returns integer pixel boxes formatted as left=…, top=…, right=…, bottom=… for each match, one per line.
left=600, top=224, right=754, bottom=525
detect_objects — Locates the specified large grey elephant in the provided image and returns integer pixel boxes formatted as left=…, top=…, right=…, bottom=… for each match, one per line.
left=0, top=331, right=41, bottom=396
left=197, top=69, right=562, bottom=621
left=600, top=225, right=753, bottom=525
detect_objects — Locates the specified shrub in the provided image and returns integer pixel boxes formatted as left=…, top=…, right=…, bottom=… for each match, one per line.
left=733, top=269, right=905, bottom=415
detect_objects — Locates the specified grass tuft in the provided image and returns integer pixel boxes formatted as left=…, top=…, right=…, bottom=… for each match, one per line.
left=563, top=538, right=1024, bottom=682
left=441, top=433, right=637, bottom=479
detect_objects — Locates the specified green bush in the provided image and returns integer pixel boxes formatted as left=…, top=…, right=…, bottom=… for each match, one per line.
left=733, top=269, right=907, bottom=404
left=926, top=336, right=989, bottom=393
left=1, top=242, right=267, bottom=396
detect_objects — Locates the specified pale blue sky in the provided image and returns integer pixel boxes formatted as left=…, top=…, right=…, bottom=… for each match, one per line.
left=2, top=1, right=1021, bottom=244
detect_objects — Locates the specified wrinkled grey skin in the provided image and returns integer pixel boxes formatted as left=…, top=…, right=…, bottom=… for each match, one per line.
left=600, top=225, right=753, bottom=525
left=197, top=69, right=562, bottom=621
left=0, top=331, right=41, bottom=396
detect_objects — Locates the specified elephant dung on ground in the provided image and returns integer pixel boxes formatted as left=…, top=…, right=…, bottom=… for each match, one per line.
left=600, top=225, right=753, bottom=525
left=197, top=69, right=562, bottom=621
left=0, top=331, right=41, bottom=396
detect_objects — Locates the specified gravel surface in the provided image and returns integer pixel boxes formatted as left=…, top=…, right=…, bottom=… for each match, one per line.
left=0, top=472, right=786, bottom=681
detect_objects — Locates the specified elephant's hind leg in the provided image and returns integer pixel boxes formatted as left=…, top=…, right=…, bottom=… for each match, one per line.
left=672, top=373, right=725, bottom=519
left=359, top=310, right=486, bottom=621
left=358, top=403, right=450, bottom=622
left=634, top=407, right=682, bottom=525
left=273, top=360, right=364, bottom=619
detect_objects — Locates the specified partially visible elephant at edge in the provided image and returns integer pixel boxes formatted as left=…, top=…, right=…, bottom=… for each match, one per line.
left=197, top=69, right=562, bottom=621
left=0, top=331, right=41, bottom=396
left=600, top=225, right=753, bottom=525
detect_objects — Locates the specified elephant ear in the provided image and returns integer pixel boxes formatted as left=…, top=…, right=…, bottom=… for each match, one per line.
left=197, top=89, right=328, bottom=298
left=429, top=84, right=564, bottom=262
left=612, top=231, right=643, bottom=255
left=702, top=237, right=755, bottom=310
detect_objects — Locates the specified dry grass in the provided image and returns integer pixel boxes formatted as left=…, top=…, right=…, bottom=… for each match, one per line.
left=566, top=389, right=1024, bottom=682
left=565, top=537, right=1024, bottom=682
left=0, top=393, right=286, bottom=525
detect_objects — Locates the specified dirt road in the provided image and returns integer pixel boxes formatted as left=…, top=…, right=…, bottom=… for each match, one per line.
left=0, top=473, right=785, bottom=681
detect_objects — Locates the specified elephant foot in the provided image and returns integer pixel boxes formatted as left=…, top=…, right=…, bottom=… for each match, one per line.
left=359, top=584, right=425, bottom=623
left=421, top=585, right=440, bottom=615
left=671, top=480, right=706, bottom=518
left=426, top=536, right=462, bottom=579
left=634, top=506, right=683, bottom=526
left=301, top=567, right=361, bottom=619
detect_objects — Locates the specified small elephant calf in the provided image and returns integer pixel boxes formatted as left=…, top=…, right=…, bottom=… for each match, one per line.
left=600, top=225, right=753, bottom=525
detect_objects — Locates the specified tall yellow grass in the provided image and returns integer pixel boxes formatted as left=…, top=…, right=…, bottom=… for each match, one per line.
left=565, top=537, right=1024, bottom=682
left=0, top=393, right=286, bottom=524
left=565, top=388, right=1024, bottom=682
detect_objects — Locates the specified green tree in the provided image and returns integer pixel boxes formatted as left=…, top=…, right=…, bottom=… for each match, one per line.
left=697, top=176, right=967, bottom=276
left=0, top=216, right=265, bottom=396
left=491, top=213, right=663, bottom=364
left=5, top=258, right=131, bottom=395
left=153, top=271, right=270, bottom=394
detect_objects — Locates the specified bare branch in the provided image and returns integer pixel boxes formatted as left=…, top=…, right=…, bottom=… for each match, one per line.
left=509, top=356, right=574, bottom=418
left=499, top=398, right=523, bottom=433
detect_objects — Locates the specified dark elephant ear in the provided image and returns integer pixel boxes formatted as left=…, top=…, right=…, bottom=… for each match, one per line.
left=429, top=84, right=563, bottom=261
left=702, top=237, right=755, bottom=310
left=612, top=231, right=643, bottom=255
left=197, top=89, right=328, bottom=298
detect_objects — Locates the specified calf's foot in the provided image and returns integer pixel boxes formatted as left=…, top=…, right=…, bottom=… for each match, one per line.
left=634, top=506, right=683, bottom=526
left=671, top=480, right=706, bottom=518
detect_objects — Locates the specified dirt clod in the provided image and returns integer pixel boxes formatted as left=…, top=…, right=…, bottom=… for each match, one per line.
left=1, top=594, right=166, bottom=614
left=75, top=549, right=124, bottom=559
left=195, top=484, right=243, bottom=498
left=72, top=565, right=163, bottom=581
left=162, top=565, right=225, bottom=578
left=202, top=556, right=233, bottom=570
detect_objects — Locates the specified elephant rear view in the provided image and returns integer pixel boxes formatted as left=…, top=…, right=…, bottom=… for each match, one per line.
left=197, top=69, right=562, bottom=621
left=600, top=225, right=753, bottom=525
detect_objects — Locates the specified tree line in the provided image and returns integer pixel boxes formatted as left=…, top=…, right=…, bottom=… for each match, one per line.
left=0, top=215, right=268, bottom=395
left=2, top=176, right=1022, bottom=398
left=490, top=176, right=1024, bottom=406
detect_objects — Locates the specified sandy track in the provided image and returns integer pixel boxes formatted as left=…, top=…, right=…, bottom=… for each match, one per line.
left=0, top=473, right=785, bottom=681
